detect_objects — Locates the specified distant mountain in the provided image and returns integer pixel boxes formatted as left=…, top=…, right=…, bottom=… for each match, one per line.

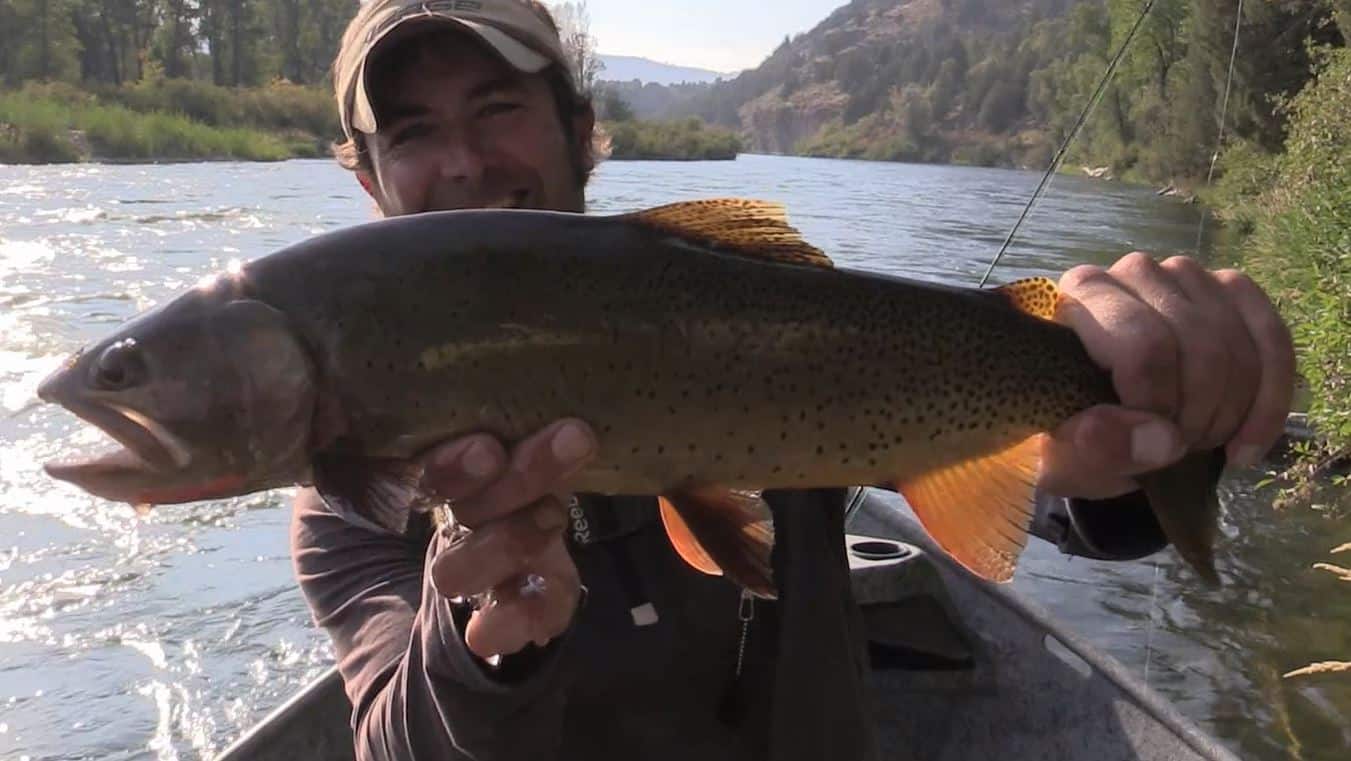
left=598, top=54, right=734, bottom=85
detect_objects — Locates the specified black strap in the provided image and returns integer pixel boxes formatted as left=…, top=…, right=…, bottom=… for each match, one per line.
left=572, top=495, right=654, bottom=624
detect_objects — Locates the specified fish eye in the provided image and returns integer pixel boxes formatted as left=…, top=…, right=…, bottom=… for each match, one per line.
left=91, top=338, right=147, bottom=391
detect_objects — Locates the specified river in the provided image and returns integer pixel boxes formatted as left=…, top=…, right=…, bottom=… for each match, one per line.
left=1, top=154, right=1347, bottom=760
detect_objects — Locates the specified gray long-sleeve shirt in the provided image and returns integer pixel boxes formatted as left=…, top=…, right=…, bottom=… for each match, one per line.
left=290, top=486, right=1165, bottom=761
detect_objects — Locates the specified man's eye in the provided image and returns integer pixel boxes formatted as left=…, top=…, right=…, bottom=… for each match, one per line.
left=389, top=123, right=433, bottom=146
left=479, top=102, right=522, bottom=119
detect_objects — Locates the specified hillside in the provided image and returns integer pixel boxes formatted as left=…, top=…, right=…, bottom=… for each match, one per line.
left=598, top=54, right=733, bottom=85
left=676, top=0, right=1080, bottom=166
left=644, top=0, right=1338, bottom=178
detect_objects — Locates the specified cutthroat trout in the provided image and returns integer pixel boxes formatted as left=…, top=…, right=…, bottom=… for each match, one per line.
left=37, top=199, right=1225, bottom=595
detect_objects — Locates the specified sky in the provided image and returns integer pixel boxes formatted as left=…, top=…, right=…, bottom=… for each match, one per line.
left=581, top=0, right=847, bottom=74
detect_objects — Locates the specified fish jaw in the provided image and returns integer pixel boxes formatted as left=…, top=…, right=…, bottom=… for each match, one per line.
left=38, top=393, right=208, bottom=505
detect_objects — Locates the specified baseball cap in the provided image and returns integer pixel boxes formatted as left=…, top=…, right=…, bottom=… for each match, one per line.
left=335, top=0, right=572, bottom=141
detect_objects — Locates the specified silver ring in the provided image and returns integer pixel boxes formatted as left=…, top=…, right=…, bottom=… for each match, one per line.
left=520, top=573, right=548, bottom=597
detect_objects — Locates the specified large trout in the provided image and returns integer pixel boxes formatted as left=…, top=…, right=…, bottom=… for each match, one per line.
left=38, top=199, right=1225, bottom=595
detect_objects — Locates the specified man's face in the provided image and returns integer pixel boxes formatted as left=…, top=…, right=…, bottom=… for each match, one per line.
left=359, top=29, right=592, bottom=216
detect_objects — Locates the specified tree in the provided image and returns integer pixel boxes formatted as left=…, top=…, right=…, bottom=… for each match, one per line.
left=4, top=0, right=81, bottom=82
left=151, top=0, right=197, bottom=79
left=599, top=87, right=635, bottom=121
left=550, top=1, right=603, bottom=94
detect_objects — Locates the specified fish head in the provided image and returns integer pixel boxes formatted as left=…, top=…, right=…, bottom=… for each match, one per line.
left=38, top=284, right=318, bottom=508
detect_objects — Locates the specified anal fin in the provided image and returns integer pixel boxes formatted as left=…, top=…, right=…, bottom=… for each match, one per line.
left=895, top=435, right=1043, bottom=583
left=312, top=454, right=430, bottom=535
left=658, top=486, right=777, bottom=598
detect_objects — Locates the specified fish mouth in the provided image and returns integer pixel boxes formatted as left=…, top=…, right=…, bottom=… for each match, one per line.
left=43, top=399, right=194, bottom=490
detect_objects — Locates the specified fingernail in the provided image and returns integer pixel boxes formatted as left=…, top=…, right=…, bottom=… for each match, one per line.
left=461, top=441, right=498, bottom=478
left=1231, top=444, right=1264, bottom=468
left=1131, top=421, right=1180, bottom=468
left=551, top=422, right=593, bottom=463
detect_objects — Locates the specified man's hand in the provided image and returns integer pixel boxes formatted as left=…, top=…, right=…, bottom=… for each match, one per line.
left=1039, top=253, right=1296, bottom=499
left=420, top=418, right=598, bottom=660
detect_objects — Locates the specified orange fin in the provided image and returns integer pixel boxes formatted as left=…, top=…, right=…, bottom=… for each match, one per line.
left=994, top=277, right=1061, bottom=320
left=658, top=486, right=777, bottom=598
left=896, top=435, right=1043, bottom=583
left=621, top=199, right=833, bottom=268
left=659, top=496, right=723, bottom=576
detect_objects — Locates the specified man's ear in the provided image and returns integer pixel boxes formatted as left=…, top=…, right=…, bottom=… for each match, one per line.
left=356, top=170, right=377, bottom=199
left=572, top=102, right=597, bottom=173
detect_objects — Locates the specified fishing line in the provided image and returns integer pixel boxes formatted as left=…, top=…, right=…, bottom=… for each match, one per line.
left=1194, top=0, right=1247, bottom=254
left=978, top=0, right=1160, bottom=288
left=1144, top=559, right=1161, bottom=687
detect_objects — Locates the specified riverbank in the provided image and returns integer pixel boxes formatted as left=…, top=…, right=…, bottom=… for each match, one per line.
left=1208, top=45, right=1351, bottom=510
left=0, top=81, right=741, bottom=165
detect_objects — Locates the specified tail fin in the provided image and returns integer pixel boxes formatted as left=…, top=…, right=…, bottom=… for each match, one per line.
left=1137, top=448, right=1227, bottom=586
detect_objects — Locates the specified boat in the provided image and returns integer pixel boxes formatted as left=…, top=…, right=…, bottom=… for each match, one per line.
left=215, top=487, right=1240, bottom=761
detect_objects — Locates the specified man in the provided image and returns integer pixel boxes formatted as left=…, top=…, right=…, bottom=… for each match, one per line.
left=291, top=1, right=1296, bottom=759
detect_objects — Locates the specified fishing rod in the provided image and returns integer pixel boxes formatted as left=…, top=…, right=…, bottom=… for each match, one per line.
left=978, top=0, right=1161, bottom=288
left=1196, top=0, right=1247, bottom=253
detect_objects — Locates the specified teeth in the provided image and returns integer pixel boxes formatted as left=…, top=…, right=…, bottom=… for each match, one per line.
left=483, top=192, right=527, bottom=210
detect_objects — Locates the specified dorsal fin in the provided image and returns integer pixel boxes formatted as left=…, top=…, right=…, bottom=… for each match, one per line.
left=994, top=277, right=1062, bottom=320
left=621, top=199, right=833, bottom=268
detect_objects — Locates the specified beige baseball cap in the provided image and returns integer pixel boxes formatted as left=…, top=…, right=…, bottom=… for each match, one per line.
left=335, top=0, right=572, bottom=141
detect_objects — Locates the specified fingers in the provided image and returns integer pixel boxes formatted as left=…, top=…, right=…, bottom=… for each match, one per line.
left=416, top=419, right=598, bottom=659
left=419, top=433, right=509, bottom=507
left=1058, top=260, right=1182, bottom=417
left=461, top=536, right=583, bottom=656
left=1040, top=406, right=1184, bottom=499
left=447, top=418, right=597, bottom=527
left=1160, top=257, right=1261, bottom=448
left=430, top=496, right=569, bottom=597
left=1213, top=269, right=1296, bottom=465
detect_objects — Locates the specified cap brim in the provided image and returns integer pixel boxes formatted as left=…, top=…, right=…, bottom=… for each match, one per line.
left=349, top=16, right=553, bottom=136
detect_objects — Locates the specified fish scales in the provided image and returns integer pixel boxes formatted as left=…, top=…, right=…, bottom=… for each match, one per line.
left=238, top=210, right=1110, bottom=497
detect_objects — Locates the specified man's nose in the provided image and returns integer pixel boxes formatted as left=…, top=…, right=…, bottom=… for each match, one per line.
left=436, top=134, right=490, bottom=184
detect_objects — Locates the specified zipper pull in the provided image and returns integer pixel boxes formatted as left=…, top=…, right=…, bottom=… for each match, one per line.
left=734, top=588, right=754, bottom=677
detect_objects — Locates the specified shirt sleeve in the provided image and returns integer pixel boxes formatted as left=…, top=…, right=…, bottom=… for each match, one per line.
left=1031, top=490, right=1168, bottom=561
left=289, top=487, right=577, bottom=761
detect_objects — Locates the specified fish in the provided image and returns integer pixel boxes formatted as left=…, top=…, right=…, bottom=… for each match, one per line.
left=36, top=198, right=1226, bottom=596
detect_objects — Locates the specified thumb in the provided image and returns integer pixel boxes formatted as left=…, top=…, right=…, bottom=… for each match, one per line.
left=1040, top=405, right=1186, bottom=499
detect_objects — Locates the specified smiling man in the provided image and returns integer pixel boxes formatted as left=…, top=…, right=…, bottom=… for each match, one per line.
left=289, top=2, right=1296, bottom=760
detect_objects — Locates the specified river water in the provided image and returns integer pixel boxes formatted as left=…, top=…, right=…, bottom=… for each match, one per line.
left=0, top=155, right=1347, bottom=760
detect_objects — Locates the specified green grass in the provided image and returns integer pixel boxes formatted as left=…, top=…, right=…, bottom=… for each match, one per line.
left=0, top=80, right=331, bottom=163
left=603, top=117, right=741, bottom=161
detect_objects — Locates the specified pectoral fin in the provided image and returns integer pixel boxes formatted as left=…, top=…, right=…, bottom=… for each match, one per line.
left=312, top=454, right=429, bottom=535
left=659, top=486, right=777, bottom=598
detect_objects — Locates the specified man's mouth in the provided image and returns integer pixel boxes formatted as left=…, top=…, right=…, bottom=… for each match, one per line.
left=44, top=400, right=193, bottom=482
left=484, top=189, right=532, bottom=209
left=438, top=189, right=531, bottom=211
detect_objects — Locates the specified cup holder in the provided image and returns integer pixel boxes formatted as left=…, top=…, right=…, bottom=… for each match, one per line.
left=849, top=540, right=912, bottom=561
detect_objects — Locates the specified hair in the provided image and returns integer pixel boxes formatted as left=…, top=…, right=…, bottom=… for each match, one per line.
left=330, top=2, right=607, bottom=189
